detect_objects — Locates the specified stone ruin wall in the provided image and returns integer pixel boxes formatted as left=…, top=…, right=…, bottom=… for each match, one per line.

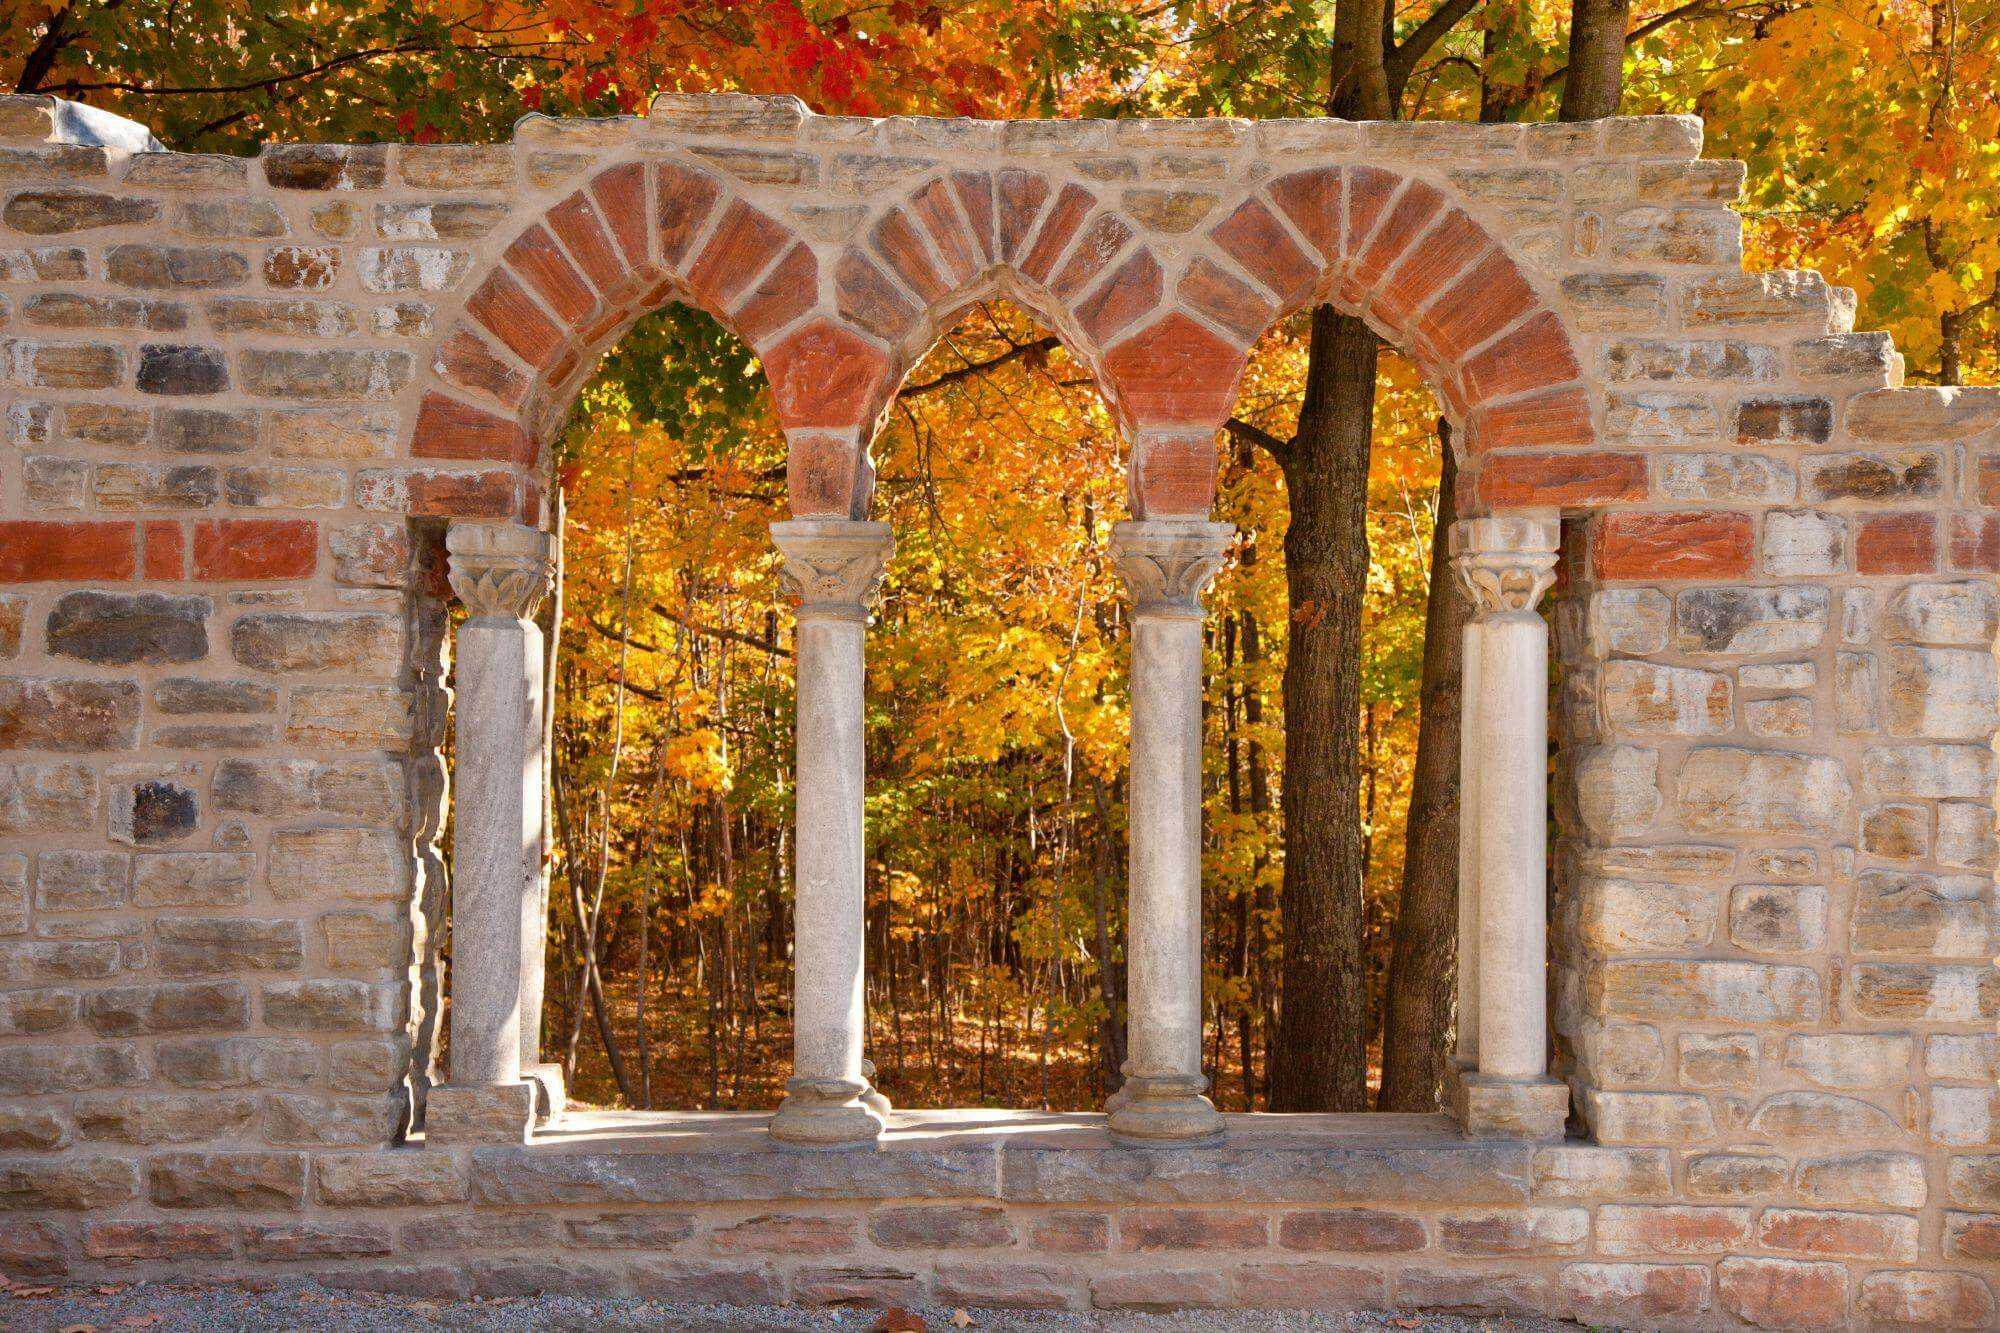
left=0, top=89, right=1991, bottom=1325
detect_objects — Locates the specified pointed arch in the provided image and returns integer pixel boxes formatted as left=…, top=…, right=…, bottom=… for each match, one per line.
left=1142, top=164, right=1615, bottom=518
left=408, top=156, right=899, bottom=522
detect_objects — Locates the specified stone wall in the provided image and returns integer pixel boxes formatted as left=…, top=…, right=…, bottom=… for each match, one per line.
left=0, top=89, right=1993, bottom=1324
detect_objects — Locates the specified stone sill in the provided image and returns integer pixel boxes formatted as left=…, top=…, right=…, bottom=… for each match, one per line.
left=444, top=1109, right=1547, bottom=1208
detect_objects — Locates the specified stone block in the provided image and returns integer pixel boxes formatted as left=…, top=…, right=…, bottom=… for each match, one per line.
left=84, top=1219, right=233, bottom=1261
left=710, top=1212, right=856, bottom=1254
left=267, top=826, right=407, bottom=901
left=0, top=677, right=141, bottom=751
left=230, top=611, right=404, bottom=675
left=1588, top=959, right=1819, bottom=1023
left=1885, top=580, right=1996, bottom=644
left=1597, top=1203, right=1751, bottom=1256
left=148, top=1149, right=307, bottom=1209
left=1676, top=1032, right=1757, bottom=1089
left=264, top=1091, right=401, bottom=1146
left=33, top=848, right=126, bottom=912
left=1795, top=1151, right=1927, bottom=1210
left=1850, top=869, right=1993, bottom=958
left=1452, top=1073, right=1570, bottom=1141
left=155, top=916, right=302, bottom=976
left=1600, top=661, right=1731, bottom=734
left=562, top=1212, right=695, bottom=1248
left=285, top=684, right=414, bottom=748
left=424, top=1082, right=535, bottom=1144
left=1579, top=877, right=1718, bottom=952
left=0, top=1155, right=140, bottom=1209
left=1277, top=1208, right=1425, bottom=1252
left=1747, top=1091, right=1901, bottom=1142
left=932, top=1261, right=1078, bottom=1310
left=1717, top=1257, right=1850, bottom=1328
left=1847, top=962, right=1999, bottom=1022
left=82, top=980, right=247, bottom=1036
left=1028, top=1210, right=1109, bottom=1252
left=1728, top=882, right=1827, bottom=953
left=74, top=1091, right=257, bottom=1145
left=1783, top=1032, right=1912, bottom=1089
left=316, top=1148, right=466, bottom=1206
left=0, top=1106, right=67, bottom=1151
left=789, top=1264, right=921, bottom=1306
left=1757, top=1207, right=1918, bottom=1261
left=1437, top=1206, right=1587, bottom=1256
left=1674, top=585, right=1828, bottom=654
left=1858, top=1271, right=1996, bottom=1330
left=1229, top=1262, right=1389, bottom=1309
left=1530, top=1145, right=1671, bottom=1199
left=262, top=978, right=400, bottom=1031
left=871, top=1203, right=1014, bottom=1249
left=1685, top=1152, right=1787, bottom=1199
left=131, top=853, right=252, bottom=908
left=1091, top=1268, right=1228, bottom=1310
left=1560, top=1262, right=1711, bottom=1323
left=1673, top=747, right=1849, bottom=837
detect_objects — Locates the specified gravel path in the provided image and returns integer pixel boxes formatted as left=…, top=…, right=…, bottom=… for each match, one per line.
left=2, top=1278, right=1582, bottom=1332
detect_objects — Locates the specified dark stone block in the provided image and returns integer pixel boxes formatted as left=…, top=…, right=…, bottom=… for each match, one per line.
left=154, top=678, right=276, bottom=715
left=48, top=591, right=209, bottom=666
left=137, top=345, right=228, bottom=396
left=157, top=407, right=257, bottom=453
left=119, top=780, right=198, bottom=845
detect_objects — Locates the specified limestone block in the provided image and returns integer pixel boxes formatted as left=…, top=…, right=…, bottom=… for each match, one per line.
left=1884, top=645, right=1998, bottom=739
left=1578, top=878, right=1719, bottom=952
left=1674, top=747, right=1849, bottom=836
left=1601, top=661, right=1732, bottom=734
left=1783, top=1033, right=1913, bottom=1089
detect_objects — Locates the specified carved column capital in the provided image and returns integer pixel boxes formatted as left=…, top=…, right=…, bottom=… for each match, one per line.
left=1451, top=513, right=1559, bottom=617
left=770, top=520, right=893, bottom=622
left=1109, top=520, right=1234, bottom=619
left=446, top=521, right=553, bottom=622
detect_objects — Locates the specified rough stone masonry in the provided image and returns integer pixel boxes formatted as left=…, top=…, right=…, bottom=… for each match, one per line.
left=0, top=88, right=1994, bottom=1326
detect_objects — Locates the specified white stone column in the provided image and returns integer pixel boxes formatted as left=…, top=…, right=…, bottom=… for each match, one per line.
left=769, top=519, right=894, bottom=1146
left=1107, top=519, right=1232, bottom=1144
left=1448, top=512, right=1568, bottom=1139
left=1456, top=621, right=1482, bottom=1072
left=430, top=520, right=551, bottom=1144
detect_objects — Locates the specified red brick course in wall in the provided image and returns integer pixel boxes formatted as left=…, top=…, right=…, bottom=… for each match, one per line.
left=0, top=90, right=1996, bottom=1324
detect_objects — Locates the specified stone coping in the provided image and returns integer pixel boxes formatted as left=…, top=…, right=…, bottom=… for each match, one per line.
left=454, top=1109, right=1541, bottom=1207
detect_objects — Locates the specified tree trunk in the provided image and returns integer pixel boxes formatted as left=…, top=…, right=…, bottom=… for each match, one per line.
left=1376, top=436, right=1465, bottom=1110
left=1269, top=304, right=1377, bottom=1113
left=1558, top=0, right=1632, bottom=120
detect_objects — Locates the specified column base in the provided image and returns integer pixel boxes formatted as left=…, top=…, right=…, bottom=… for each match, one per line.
left=425, top=1081, right=536, bottom=1145
left=769, top=1077, right=888, bottom=1147
left=1450, top=1068, right=1569, bottom=1140
left=1107, top=1072, right=1224, bottom=1145
left=524, top=1061, right=566, bottom=1125
left=858, top=1060, right=891, bottom=1119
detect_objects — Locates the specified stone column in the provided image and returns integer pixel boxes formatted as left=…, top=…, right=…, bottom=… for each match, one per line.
left=429, top=520, right=552, bottom=1144
left=769, top=519, right=894, bottom=1146
left=1107, top=519, right=1232, bottom=1144
left=1448, top=513, right=1568, bottom=1139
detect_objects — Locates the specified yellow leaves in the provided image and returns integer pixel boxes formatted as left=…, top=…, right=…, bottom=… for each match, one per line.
left=663, top=728, right=731, bottom=793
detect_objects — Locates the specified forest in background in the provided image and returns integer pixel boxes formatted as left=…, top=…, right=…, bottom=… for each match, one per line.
left=11, top=0, right=1997, bottom=1113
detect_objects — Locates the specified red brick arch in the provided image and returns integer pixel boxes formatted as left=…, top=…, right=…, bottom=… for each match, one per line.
left=411, top=156, right=900, bottom=522
left=1159, top=164, right=1614, bottom=517
left=831, top=169, right=1190, bottom=515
